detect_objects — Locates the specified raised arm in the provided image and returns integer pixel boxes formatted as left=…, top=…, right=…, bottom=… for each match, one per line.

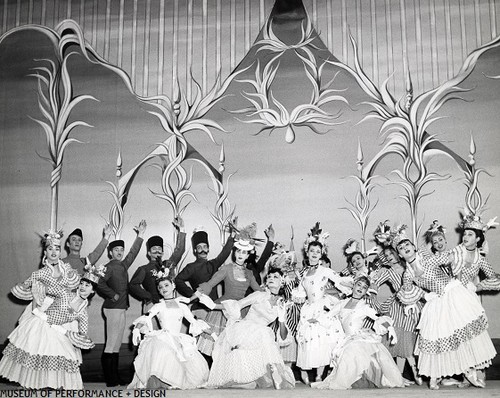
left=122, top=220, right=147, bottom=269
left=86, top=223, right=113, bottom=265
left=168, top=216, right=186, bottom=267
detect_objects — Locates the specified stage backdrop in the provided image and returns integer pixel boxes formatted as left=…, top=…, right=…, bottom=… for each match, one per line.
left=1, top=0, right=500, bottom=344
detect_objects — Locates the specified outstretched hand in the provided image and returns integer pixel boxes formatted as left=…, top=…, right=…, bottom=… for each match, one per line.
left=172, top=216, right=184, bottom=231
left=264, top=224, right=275, bottom=241
left=134, top=220, right=147, bottom=236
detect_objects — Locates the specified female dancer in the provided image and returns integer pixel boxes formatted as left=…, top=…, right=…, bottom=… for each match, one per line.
left=206, top=268, right=295, bottom=389
left=375, top=245, right=421, bottom=385
left=395, top=225, right=496, bottom=389
left=0, top=233, right=100, bottom=390
left=452, top=213, right=500, bottom=292
left=295, top=237, right=353, bottom=385
left=128, top=275, right=211, bottom=389
left=423, top=220, right=448, bottom=255
left=196, top=223, right=272, bottom=358
left=312, top=276, right=404, bottom=390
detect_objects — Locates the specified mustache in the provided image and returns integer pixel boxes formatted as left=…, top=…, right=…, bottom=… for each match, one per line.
left=197, top=250, right=208, bottom=255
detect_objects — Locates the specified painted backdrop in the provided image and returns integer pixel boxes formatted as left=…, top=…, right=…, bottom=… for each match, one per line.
left=1, top=0, right=500, bottom=343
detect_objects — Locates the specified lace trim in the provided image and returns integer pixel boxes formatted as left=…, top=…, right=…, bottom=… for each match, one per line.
left=417, top=315, right=489, bottom=354
left=3, top=343, right=80, bottom=373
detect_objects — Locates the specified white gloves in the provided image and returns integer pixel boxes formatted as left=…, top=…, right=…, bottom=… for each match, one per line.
left=404, top=303, right=418, bottom=316
left=132, top=328, right=142, bottom=346
left=32, top=307, right=48, bottom=321
left=175, top=296, right=190, bottom=304
left=198, top=294, right=216, bottom=310
left=387, top=326, right=398, bottom=345
left=51, top=324, right=67, bottom=335
left=277, top=299, right=287, bottom=323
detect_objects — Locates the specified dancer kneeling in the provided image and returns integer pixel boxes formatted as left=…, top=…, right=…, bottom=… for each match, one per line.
left=128, top=274, right=211, bottom=389
left=312, top=276, right=404, bottom=390
left=206, top=268, right=295, bottom=389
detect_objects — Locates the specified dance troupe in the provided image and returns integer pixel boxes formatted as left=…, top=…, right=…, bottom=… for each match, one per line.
left=0, top=211, right=498, bottom=391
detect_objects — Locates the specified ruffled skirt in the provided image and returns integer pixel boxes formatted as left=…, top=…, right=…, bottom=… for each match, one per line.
left=128, top=330, right=209, bottom=389
left=312, top=330, right=404, bottom=390
left=415, top=279, right=496, bottom=378
left=207, top=320, right=295, bottom=389
left=0, top=306, right=83, bottom=390
left=296, top=299, right=343, bottom=369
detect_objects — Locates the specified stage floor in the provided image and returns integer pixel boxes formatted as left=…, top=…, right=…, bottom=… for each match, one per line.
left=1, top=381, right=500, bottom=397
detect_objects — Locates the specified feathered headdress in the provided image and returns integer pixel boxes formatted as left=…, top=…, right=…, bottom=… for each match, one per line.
left=391, top=224, right=410, bottom=249
left=373, top=220, right=393, bottom=247
left=342, top=238, right=361, bottom=257
left=42, top=228, right=64, bottom=247
left=423, top=220, right=446, bottom=244
left=303, top=222, right=329, bottom=253
left=460, top=209, right=498, bottom=233
left=82, top=262, right=107, bottom=284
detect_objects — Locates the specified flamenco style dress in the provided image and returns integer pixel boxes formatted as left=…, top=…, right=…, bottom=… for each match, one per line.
left=0, top=260, right=93, bottom=390
left=207, top=291, right=295, bottom=389
left=397, top=251, right=496, bottom=379
left=128, top=299, right=209, bottom=389
left=312, top=298, right=404, bottom=389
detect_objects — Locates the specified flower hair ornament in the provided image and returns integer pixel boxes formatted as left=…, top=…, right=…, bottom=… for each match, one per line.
left=42, top=228, right=64, bottom=247
left=423, top=220, right=447, bottom=244
left=151, top=268, right=171, bottom=281
left=303, top=222, right=330, bottom=254
left=373, top=220, right=393, bottom=247
left=342, top=238, right=361, bottom=257
left=83, top=262, right=107, bottom=284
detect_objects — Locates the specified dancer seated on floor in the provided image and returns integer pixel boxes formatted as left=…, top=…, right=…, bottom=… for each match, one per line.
left=128, top=274, right=212, bottom=390
left=204, top=267, right=296, bottom=389
left=312, top=275, right=405, bottom=390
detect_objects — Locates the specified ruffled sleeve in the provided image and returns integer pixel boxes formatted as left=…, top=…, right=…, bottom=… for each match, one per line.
left=66, top=311, right=95, bottom=349
left=397, top=269, right=425, bottom=305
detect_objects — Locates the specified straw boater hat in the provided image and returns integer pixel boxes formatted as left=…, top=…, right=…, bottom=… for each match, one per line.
left=234, top=223, right=257, bottom=251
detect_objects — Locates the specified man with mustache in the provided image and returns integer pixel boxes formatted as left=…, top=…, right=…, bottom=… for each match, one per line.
left=129, top=216, right=186, bottom=315
left=174, top=221, right=237, bottom=320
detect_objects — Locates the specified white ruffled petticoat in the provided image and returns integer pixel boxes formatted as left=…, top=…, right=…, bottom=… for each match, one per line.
left=415, top=279, right=496, bottom=378
left=0, top=306, right=83, bottom=389
left=128, top=329, right=209, bottom=389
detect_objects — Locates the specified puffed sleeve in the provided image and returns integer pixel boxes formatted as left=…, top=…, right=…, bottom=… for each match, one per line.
left=477, top=257, right=500, bottom=291
left=397, top=270, right=425, bottom=305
